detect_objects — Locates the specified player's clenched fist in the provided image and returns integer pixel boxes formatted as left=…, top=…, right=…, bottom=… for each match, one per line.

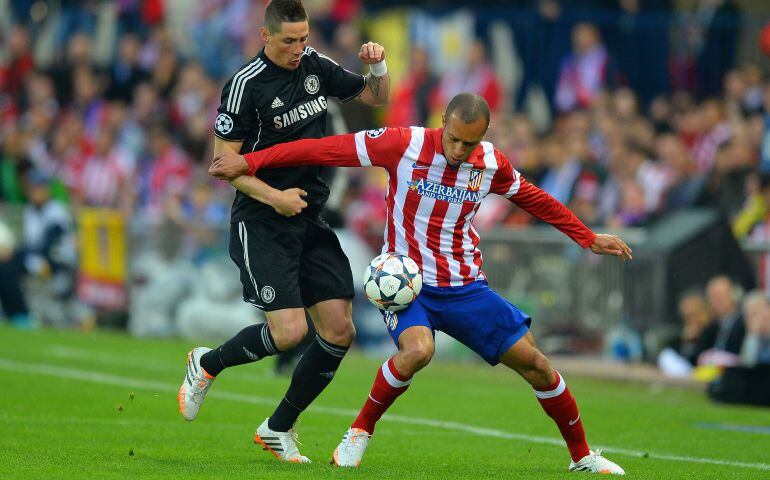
left=209, top=152, right=249, bottom=181
left=358, top=42, right=385, bottom=64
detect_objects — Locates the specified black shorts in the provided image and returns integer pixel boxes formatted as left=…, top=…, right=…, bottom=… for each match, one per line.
left=229, top=215, right=354, bottom=312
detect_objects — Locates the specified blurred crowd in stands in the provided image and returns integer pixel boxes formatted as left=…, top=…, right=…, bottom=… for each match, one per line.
left=658, top=274, right=770, bottom=404
left=1, top=0, right=770, bottom=381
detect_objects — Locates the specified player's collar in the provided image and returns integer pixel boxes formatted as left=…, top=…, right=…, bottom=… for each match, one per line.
left=431, top=128, right=486, bottom=169
left=259, top=48, right=288, bottom=73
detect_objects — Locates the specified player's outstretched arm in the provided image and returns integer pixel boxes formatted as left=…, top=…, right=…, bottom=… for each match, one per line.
left=589, top=234, right=633, bottom=260
left=210, top=134, right=368, bottom=181
left=354, top=42, right=390, bottom=107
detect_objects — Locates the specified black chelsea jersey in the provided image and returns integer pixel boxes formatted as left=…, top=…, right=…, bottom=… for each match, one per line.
left=214, top=46, right=366, bottom=222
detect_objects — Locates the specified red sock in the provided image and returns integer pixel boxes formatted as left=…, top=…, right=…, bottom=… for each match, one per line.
left=534, top=371, right=590, bottom=462
left=351, top=357, right=412, bottom=434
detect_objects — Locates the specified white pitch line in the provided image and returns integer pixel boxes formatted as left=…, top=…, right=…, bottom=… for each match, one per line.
left=1, top=358, right=769, bottom=472
left=45, top=345, right=269, bottom=384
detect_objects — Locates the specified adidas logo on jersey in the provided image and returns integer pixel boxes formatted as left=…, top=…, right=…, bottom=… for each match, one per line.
left=271, top=97, right=284, bottom=109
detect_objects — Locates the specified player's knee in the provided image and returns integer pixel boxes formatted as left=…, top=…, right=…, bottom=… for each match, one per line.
left=520, top=352, right=554, bottom=387
left=402, top=340, right=434, bottom=371
left=320, top=320, right=356, bottom=346
left=531, top=353, right=552, bottom=377
left=271, top=320, right=308, bottom=351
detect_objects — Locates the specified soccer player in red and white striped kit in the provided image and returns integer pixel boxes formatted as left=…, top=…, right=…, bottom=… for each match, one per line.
left=210, top=93, right=632, bottom=474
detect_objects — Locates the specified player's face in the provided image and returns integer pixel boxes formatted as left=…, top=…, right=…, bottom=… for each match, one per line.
left=441, top=113, right=488, bottom=167
left=262, top=21, right=309, bottom=70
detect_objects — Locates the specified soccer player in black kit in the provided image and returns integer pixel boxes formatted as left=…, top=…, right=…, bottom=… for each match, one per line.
left=177, top=0, right=390, bottom=463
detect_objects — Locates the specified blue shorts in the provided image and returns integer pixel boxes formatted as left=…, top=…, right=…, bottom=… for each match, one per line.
left=382, top=280, right=531, bottom=365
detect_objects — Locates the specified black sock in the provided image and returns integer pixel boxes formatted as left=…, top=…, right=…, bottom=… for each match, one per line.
left=268, top=335, right=349, bottom=431
left=200, top=323, right=279, bottom=377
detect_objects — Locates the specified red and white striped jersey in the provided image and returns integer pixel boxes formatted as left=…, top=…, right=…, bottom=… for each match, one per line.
left=245, top=127, right=596, bottom=287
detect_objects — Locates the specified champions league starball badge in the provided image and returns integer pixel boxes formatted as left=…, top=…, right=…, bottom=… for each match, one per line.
left=215, top=113, right=234, bottom=134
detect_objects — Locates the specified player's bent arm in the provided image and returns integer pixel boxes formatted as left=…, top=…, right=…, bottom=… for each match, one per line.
left=507, top=180, right=633, bottom=260
left=354, top=42, right=390, bottom=106
left=213, top=136, right=283, bottom=206
left=355, top=72, right=390, bottom=107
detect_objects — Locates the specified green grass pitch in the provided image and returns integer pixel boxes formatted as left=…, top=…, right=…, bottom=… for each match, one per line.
left=1, top=324, right=769, bottom=479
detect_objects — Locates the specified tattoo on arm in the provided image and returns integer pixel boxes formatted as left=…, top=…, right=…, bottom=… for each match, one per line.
left=367, top=73, right=383, bottom=98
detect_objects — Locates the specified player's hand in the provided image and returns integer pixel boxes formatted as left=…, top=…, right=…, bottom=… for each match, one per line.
left=358, top=42, right=385, bottom=64
left=270, top=188, right=308, bottom=217
left=209, top=152, right=250, bottom=180
left=589, top=234, right=633, bottom=260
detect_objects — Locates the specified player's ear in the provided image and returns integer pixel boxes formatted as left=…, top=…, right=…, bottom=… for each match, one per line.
left=260, top=26, right=270, bottom=44
left=441, top=114, right=446, bottom=128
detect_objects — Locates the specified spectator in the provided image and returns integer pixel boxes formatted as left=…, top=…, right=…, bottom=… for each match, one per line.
left=693, top=0, right=741, bottom=97
left=385, top=46, right=438, bottom=127
left=46, top=32, right=97, bottom=106
left=675, top=289, right=718, bottom=365
left=0, top=170, right=76, bottom=328
left=691, top=99, right=731, bottom=174
left=0, top=125, right=33, bottom=204
left=657, top=133, right=704, bottom=213
left=136, top=123, right=193, bottom=224
left=538, top=135, right=581, bottom=205
left=607, top=179, right=650, bottom=228
left=54, top=0, right=98, bottom=46
left=76, top=127, right=134, bottom=211
left=71, top=65, right=107, bottom=136
left=699, top=275, right=746, bottom=364
left=20, top=171, right=77, bottom=297
left=707, top=288, right=770, bottom=406
left=165, top=177, right=229, bottom=262
left=189, top=0, right=252, bottom=78
left=740, top=291, right=770, bottom=367
left=0, top=217, right=31, bottom=327
left=105, top=100, right=146, bottom=161
left=0, top=25, right=34, bottom=100
left=436, top=38, right=502, bottom=112
left=624, top=142, right=667, bottom=214
left=649, top=95, right=674, bottom=134
left=733, top=172, right=770, bottom=240
left=106, top=34, right=150, bottom=103
left=698, top=139, right=753, bottom=217
left=657, top=288, right=717, bottom=377
left=555, top=23, right=607, bottom=112
left=612, top=0, right=672, bottom=105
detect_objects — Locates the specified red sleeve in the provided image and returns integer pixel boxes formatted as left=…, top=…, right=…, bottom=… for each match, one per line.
left=490, top=149, right=595, bottom=248
left=243, top=127, right=411, bottom=175
left=358, top=127, right=412, bottom=171
left=243, top=133, right=359, bottom=175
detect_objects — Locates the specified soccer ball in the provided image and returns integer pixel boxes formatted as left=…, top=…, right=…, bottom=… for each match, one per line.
left=363, top=253, right=422, bottom=312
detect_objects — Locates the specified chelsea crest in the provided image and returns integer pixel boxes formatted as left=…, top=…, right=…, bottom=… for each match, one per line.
left=304, top=75, right=320, bottom=94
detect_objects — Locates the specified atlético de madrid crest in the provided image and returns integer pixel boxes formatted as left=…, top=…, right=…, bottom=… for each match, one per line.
left=304, top=75, right=319, bottom=94
left=468, top=169, right=484, bottom=192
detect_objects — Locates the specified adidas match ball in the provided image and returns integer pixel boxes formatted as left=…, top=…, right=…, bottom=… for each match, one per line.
left=363, top=253, right=422, bottom=312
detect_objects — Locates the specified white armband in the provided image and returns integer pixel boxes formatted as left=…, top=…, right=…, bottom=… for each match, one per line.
left=369, top=60, right=387, bottom=77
